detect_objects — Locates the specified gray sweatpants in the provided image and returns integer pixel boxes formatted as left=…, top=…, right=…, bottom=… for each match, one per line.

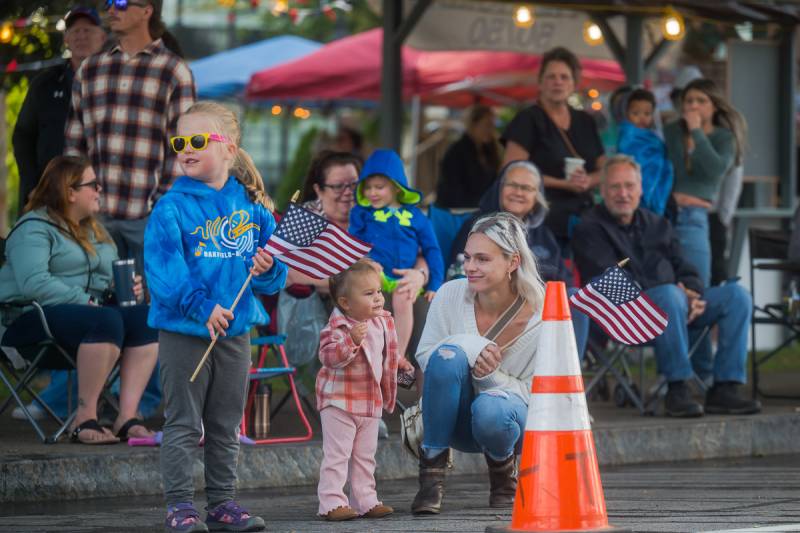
left=158, top=330, right=251, bottom=508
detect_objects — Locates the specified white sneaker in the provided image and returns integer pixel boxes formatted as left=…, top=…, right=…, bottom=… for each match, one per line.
left=11, top=403, right=45, bottom=420
left=378, top=418, right=389, bottom=439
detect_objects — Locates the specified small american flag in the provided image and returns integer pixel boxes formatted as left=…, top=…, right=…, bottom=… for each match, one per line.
left=265, top=203, right=372, bottom=279
left=569, top=265, right=668, bottom=345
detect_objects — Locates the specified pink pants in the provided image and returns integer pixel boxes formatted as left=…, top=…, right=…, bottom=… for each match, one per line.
left=317, top=406, right=381, bottom=515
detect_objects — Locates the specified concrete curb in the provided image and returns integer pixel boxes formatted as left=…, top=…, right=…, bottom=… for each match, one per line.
left=2, top=412, right=799, bottom=503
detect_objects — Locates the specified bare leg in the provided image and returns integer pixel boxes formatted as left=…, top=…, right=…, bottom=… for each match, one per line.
left=114, top=343, right=158, bottom=438
left=73, top=342, right=120, bottom=442
left=392, top=290, right=414, bottom=359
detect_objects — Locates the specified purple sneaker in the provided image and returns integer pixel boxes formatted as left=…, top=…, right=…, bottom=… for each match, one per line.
left=165, top=503, right=209, bottom=533
left=206, top=501, right=265, bottom=532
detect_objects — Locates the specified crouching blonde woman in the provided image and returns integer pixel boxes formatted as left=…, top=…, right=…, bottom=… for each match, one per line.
left=411, top=212, right=545, bottom=514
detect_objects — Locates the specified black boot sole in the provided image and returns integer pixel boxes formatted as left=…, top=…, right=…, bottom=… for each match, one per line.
left=665, top=407, right=704, bottom=418
left=705, top=404, right=762, bottom=415
left=411, top=507, right=441, bottom=515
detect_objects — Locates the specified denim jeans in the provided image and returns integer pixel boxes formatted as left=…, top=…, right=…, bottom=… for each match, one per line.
left=645, top=283, right=750, bottom=384
left=568, top=287, right=590, bottom=360
left=674, top=206, right=711, bottom=288
left=421, top=345, right=527, bottom=461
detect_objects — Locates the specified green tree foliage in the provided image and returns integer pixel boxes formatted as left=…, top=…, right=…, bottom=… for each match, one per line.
left=275, top=126, right=319, bottom=211
left=259, top=0, right=380, bottom=43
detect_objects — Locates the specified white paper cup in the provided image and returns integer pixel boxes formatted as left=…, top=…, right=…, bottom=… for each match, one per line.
left=564, top=157, right=585, bottom=179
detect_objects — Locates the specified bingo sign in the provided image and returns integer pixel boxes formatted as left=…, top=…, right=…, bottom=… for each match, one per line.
left=406, top=0, right=619, bottom=61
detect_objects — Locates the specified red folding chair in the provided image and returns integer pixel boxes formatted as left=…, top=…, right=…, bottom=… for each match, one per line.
left=240, top=335, right=313, bottom=445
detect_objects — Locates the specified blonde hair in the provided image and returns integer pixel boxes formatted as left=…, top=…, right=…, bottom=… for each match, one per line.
left=329, top=259, right=381, bottom=312
left=469, top=212, right=545, bottom=313
left=181, top=101, right=274, bottom=210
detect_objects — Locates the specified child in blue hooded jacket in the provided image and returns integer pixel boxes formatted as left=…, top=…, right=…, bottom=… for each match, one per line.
left=349, top=149, right=444, bottom=360
left=145, top=102, right=286, bottom=533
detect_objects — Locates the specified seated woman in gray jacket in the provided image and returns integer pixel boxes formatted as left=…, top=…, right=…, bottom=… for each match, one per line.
left=0, top=156, right=158, bottom=444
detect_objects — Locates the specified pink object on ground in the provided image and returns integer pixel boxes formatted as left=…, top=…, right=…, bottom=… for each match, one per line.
left=128, top=431, right=163, bottom=447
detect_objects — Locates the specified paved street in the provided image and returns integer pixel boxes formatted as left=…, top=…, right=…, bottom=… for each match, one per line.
left=1, top=454, right=799, bottom=532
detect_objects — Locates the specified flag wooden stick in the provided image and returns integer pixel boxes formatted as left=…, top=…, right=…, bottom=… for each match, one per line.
left=190, top=272, right=253, bottom=382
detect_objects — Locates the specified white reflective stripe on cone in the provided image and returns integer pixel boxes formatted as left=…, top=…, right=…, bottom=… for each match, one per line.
left=525, top=392, right=592, bottom=431
left=533, top=321, right=582, bottom=378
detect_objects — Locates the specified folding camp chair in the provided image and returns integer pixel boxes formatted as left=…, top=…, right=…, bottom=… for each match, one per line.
left=0, top=237, right=119, bottom=443
left=584, top=325, right=711, bottom=416
left=749, top=227, right=800, bottom=399
left=240, top=334, right=313, bottom=445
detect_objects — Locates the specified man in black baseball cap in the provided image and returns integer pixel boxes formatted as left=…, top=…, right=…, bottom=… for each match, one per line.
left=64, top=6, right=102, bottom=29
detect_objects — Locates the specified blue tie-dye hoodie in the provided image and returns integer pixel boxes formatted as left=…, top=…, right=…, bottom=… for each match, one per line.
left=144, top=175, right=287, bottom=339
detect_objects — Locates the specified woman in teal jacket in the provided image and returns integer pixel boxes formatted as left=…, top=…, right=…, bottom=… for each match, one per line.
left=0, top=156, right=158, bottom=444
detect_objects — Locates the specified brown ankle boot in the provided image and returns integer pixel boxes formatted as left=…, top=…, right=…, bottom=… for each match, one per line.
left=411, top=449, right=448, bottom=515
left=485, top=454, right=517, bottom=508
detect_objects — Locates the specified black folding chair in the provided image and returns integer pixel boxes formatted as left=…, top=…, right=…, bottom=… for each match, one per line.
left=0, top=238, right=119, bottom=443
left=748, top=227, right=800, bottom=399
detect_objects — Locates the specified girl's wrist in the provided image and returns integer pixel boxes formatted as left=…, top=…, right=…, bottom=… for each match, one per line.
left=417, top=268, right=428, bottom=284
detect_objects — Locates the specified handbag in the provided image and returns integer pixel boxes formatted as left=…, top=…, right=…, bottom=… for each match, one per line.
left=399, top=295, right=526, bottom=459
left=276, top=289, right=329, bottom=367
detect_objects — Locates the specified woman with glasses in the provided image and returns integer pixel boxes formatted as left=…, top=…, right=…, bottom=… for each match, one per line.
left=450, top=161, right=589, bottom=358
left=0, top=156, right=158, bottom=444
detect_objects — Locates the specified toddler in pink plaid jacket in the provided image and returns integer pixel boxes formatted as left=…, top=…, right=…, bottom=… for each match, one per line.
left=315, top=260, right=414, bottom=521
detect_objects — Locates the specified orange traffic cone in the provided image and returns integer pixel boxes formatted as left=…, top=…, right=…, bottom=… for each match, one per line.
left=487, top=281, right=626, bottom=533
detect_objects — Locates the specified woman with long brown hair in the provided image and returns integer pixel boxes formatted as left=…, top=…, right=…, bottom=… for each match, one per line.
left=664, top=77, right=746, bottom=288
left=0, top=155, right=158, bottom=444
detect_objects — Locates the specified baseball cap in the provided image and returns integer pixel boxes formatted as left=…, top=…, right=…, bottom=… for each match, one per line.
left=65, top=7, right=102, bottom=29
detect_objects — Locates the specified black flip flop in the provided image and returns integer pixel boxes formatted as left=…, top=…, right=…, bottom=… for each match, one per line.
left=70, top=419, right=119, bottom=445
left=115, top=417, right=148, bottom=441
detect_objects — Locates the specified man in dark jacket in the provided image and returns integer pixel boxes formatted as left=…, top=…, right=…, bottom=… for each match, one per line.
left=12, top=6, right=106, bottom=214
left=572, top=154, right=760, bottom=417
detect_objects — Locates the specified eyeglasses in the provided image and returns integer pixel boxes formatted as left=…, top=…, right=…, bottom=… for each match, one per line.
left=503, top=182, right=537, bottom=194
left=170, top=133, right=229, bottom=153
left=104, top=0, right=149, bottom=11
left=321, top=182, right=358, bottom=194
left=72, top=180, right=101, bottom=192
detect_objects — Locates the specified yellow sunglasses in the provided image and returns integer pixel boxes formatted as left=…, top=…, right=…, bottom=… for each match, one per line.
left=169, top=132, right=229, bottom=153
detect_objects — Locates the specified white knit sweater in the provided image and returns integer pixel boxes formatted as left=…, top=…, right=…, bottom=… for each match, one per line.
left=415, top=279, right=542, bottom=402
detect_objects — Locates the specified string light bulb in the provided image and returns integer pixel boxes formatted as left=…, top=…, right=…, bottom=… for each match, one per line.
left=513, top=4, right=535, bottom=29
left=662, top=7, right=685, bottom=41
left=0, top=22, right=14, bottom=44
left=583, top=21, right=603, bottom=46
left=587, top=88, right=599, bottom=99
left=271, top=105, right=282, bottom=116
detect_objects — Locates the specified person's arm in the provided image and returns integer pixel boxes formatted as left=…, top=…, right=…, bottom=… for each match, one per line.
left=415, top=214, right=445, bottom=291
left=318, top=323, right=360, bottom=369
left=144, top=203, right=217, bottom=324
left=666, top=224, right=704, bottom=294
left=348, top=205, right=368, bottom=241
left=689, top=129, right=735, bottom=184
left=158, top=61, right=196, bottom=197
left=12, top=82, right=41, bottom=205
left=501, top=140, right=530, bottom=166
left=250, top=207, right=288, bottom=295
left=7, top=223, right=92, bottom=305
left=63, top=66, right=88, bottom=158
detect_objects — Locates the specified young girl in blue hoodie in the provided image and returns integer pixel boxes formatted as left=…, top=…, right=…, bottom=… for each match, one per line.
left=145, top=101, right=286, bottom=533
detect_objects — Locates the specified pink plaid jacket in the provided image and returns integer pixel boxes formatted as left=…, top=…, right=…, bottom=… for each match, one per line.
left=316, top=309, right=399, bottom=418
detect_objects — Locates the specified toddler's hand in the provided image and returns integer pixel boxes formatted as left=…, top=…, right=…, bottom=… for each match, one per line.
left=350, top=322, right=368, bottom=345
left=424, top=290, right=436, bottom=303
left=207, top=304, right=234, bottom=339
left=398, top=357, right=415, bottom=373
left=250, top=247, right=274, bottom=276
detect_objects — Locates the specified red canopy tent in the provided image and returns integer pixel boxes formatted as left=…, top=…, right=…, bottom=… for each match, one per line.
left=245, top=28, right=625, bottom=107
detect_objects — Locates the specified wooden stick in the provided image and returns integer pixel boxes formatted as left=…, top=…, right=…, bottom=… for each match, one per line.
left=189, top=272, right=254, bottom=382
left=617, top=258, right=630, bottom=268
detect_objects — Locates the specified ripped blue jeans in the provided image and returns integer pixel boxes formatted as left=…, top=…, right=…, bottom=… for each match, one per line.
left=421, top=344, right=527, bottom=461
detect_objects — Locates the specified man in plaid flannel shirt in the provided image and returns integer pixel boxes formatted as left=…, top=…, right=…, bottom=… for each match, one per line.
left=64, top=0, right=195, bottom=270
